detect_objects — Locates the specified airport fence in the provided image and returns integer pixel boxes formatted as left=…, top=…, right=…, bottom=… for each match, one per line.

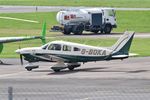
left=1, top=86, right=150, bottom=100
left=0, top=87, right=60, bottom=100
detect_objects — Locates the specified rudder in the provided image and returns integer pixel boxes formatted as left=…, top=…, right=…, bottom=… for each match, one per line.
left=111, top=31, right=135, bottom=55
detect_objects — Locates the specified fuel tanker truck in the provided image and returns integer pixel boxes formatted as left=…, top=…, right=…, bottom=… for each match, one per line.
left=51, top=8, right=117, bottom=35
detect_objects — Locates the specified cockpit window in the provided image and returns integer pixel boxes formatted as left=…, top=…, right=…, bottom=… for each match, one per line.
left=48, top=44, right=61, bottom=51
left=63, top=45, right=71, bottom=51
left=42, top=44, right=48, bottom=50
left=74, top=47, right=80, bottom=51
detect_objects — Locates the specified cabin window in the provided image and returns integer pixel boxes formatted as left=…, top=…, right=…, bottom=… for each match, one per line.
left=63, top=45, right=71, bottom=51
left=74, top=47, right=80, bottom=51
left=48, top=44, right=61, bottom=51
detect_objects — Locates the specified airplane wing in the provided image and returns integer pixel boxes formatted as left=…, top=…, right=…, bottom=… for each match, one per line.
left=34, top=54, right=67, bottom=62
left=0, top=22, right=46, bottom=44
left=0, top=36, right=41, bottom=43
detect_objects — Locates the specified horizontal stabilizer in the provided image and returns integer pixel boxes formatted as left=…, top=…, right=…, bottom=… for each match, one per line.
left=111, top=55, right=128, bottom=59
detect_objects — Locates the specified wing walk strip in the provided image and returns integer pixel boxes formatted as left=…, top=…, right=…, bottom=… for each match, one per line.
left=32, top=54, right=52, bottom=61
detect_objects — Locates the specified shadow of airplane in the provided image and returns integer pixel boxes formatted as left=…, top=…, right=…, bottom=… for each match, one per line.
left=33, top=67, right=108, bottom=75
left=33, top=70, right=51, bottom=73
left=0, top=63, right=13, bottom=65
left=33, top=66, right=149, bottom=75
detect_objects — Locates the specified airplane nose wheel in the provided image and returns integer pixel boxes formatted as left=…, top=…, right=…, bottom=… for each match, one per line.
left=26, top=68, right=32, bottom=71
left=25, top=64, right=39, bottom=71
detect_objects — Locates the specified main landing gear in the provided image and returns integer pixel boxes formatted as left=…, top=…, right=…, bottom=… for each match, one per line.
left=25, top=63, right=39, bottom=71
left=0, top=60, right=4, bottom=64
left=24, top=62, right=81, bottom=72
left=51, top=62, right=81, bottom=72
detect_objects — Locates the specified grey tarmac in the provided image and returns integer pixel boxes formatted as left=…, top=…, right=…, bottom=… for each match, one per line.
left=0, top=5, right=150, bottom=100
left=52, top=32, right=150, bottom=39
left=0, top=57, right=150, bottom=79
left=0, top=57, right=150, bottom=99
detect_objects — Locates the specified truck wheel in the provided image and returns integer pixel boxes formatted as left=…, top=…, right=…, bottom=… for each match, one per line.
left=100, top=30, right=103, bottom=34
left=73, top=24, right=84, bottom=35
left=104, top=24, right=112, bottom=34
left=63, top=26, right=71, bottom=35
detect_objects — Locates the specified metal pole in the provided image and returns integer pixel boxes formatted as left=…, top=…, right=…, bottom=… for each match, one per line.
left=36, top=6, right=38, bottom=12
left=8, top=87, right=13, bottom=100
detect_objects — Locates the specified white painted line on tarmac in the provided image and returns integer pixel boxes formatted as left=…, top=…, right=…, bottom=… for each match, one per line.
left=0, top=16, right=39, bottom=23
left=0, top=71, right=25, bottom=78
left=75, top=98, right=89, bottom=100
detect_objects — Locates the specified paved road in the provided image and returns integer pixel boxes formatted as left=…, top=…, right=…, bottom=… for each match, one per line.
left=0, top=6, right=150, bottom=13
left=0, top=57, right=150, bottom=99
left=0, top=79, right=150, bottom=100
left=52, top=32, right=150, bottom=38
left=0, top=57, right=150, bottom=79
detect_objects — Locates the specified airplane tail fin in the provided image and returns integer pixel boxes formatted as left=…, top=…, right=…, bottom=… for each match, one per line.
left=110, top=31, right=135, bottom=55
left=40, top=22, right=46, bottom=45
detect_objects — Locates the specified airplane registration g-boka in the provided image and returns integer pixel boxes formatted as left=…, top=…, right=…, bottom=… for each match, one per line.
left=16, top=31, right=135, bottom=72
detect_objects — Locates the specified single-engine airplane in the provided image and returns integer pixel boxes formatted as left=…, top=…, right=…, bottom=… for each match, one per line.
left=0, top=23, right=46, bottom=63
left=16, top=31, right=135, bottom=72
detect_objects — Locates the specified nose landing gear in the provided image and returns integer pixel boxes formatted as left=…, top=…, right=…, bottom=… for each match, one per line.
left=25, top=64, right=39, bottom=71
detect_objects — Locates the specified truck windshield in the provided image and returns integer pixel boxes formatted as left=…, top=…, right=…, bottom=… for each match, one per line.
left=108, top=9, right=115, bottom=17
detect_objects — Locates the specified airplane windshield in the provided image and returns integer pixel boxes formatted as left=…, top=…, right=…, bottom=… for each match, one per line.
left=48, top=44, right=61, bottom=51
left=42, top=44, right=48, bottom=50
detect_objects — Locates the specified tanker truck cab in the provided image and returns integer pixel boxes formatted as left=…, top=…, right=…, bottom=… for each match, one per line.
left=103, top=8, right=117, bottom=33
left=51, top=7, right=117, bottom=35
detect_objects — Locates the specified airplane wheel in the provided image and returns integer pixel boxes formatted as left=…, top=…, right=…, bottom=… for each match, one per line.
left=104, top=24, right=112, bottom=34
left=68, top=66, right=75, bottom=71
left=53, top=69, right=61, bottom=72
left=26, top=68, right=32, bottom=71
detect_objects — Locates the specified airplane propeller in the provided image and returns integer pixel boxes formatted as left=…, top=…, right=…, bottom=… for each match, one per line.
left=20, top=54, right=23, bottom=65
left=18, top=45, right=24, bottom=65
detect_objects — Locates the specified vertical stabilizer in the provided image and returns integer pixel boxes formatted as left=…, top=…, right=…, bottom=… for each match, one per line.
left=111, top=31, right=135, bottom=55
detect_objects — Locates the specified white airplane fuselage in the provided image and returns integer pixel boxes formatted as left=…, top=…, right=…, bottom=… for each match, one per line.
left=16, top=41, right=113, bottom=63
